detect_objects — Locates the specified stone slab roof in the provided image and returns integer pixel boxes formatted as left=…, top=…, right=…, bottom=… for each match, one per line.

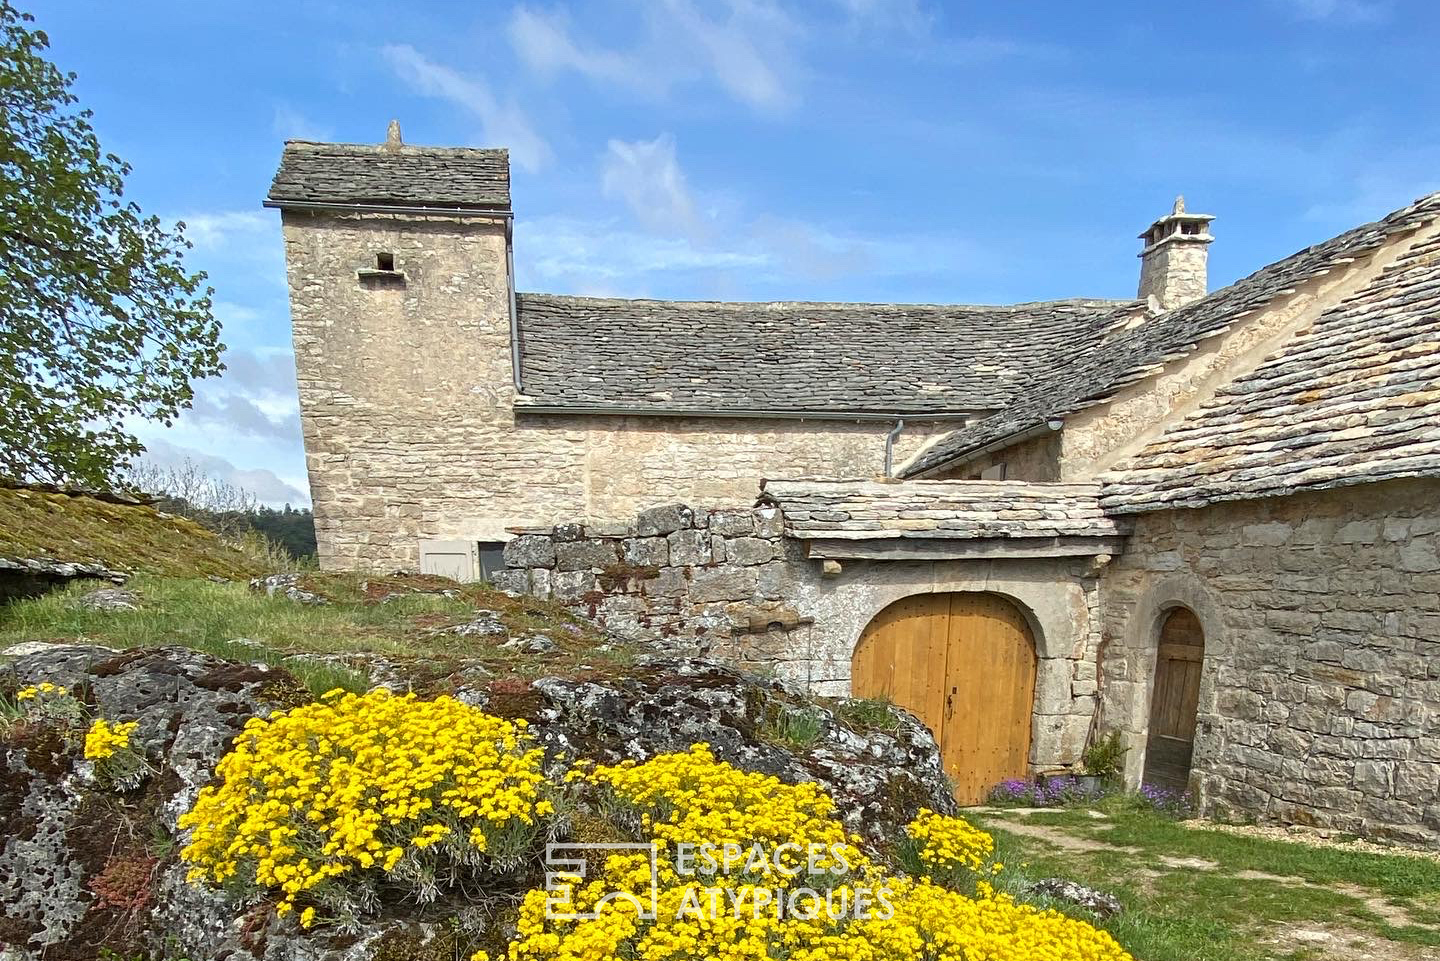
left=515, top=294, right=1138, bottom=415
left=267, top=141, right=511, bottom=211
left=1100, top=229, right=1440, bottom=513
left=760, top=478, right=1129, bottom=539
left=904, top=192, right=1440, bottom=475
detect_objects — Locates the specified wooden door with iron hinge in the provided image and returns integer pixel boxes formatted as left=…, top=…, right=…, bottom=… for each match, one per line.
left=852, top=593, right=1037, bottom=804
left=1142, top=607, right=1205, bottom=794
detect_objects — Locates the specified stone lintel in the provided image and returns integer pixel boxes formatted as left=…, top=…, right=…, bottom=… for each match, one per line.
left=802, top=535, right=1128, bottom=561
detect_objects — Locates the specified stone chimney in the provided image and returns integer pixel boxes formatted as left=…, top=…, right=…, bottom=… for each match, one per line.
left=1137, top=196, right=1214, bottom=311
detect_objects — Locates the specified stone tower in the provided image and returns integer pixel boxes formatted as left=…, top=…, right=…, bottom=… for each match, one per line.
left=1137, top=196, right=1214, bottom=311
left=265, top=127, right=522, bottom=569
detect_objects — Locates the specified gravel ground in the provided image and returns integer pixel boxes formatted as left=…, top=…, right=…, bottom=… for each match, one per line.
left=1188, top=820, right=1440, bottom=864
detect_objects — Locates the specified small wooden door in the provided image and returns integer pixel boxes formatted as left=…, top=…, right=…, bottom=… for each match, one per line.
left=1142, top=607, right=1205, bottom=793
left=853, top=593, right=1037, bottom=804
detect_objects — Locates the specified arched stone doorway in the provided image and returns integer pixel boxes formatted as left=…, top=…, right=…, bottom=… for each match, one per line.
left=1142, top=606, right=1206, bottom=793
left=852, top=592, right=1037, bottom=804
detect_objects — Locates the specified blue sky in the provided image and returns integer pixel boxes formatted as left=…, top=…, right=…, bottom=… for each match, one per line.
left=34, top=0, right=1440, bottom=505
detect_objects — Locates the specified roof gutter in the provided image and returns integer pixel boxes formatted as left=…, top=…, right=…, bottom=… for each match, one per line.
left=262, top=198, right=515, bottom=222
left=905, top=419, right=1061, bottom=479
left=513, top=403, right=981, bottom=423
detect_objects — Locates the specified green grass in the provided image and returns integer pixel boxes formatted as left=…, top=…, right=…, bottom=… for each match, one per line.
left=972, top=805, right=1440, bottom=961
left=769, top=707, right=825, bottom=747
left=831, top=695, right=899, bottom=731
left=0, top=574, right=631, bottom=698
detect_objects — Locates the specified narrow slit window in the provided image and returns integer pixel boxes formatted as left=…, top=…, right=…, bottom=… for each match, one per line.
left=376, top=252, right=396, bottom=271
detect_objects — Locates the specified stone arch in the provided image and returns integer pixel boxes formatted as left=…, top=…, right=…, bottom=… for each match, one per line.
left=851, top=590, right=1039, bottom=802
left=1111, top=574, right=1222, bottom=788
left=795, top=557, right=1098, bottom=771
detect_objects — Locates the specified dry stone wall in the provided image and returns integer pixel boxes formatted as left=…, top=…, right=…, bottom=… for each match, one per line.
left=490, top=503, right=806, bottom=666
left=1100, top=478, right=1440, bottom=845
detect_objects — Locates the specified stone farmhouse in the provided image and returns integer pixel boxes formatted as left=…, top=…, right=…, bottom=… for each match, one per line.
left=267, top=127, right=1439, bottom=843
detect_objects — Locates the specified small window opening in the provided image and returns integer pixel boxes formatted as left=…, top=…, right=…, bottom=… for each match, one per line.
left=376, top=251, right=396, bottom=272
left=478, top=541, right=507, bottom=581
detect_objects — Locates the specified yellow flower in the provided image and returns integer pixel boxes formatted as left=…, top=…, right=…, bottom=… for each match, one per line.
left=177, top=689, right=554, bottom=923
left=84, top=719, right=138, bottom=761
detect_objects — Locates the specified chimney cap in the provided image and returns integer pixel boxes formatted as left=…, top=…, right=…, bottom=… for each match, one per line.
left=1139, top=194, right=1214, bottom=246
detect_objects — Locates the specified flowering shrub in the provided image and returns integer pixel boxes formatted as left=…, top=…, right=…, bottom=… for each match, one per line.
left=10, top=681, right=87, bottom=730
left=178, top=688, right=552, bottom=927
left=84, top=718, right=152, bottom=787
left=1134, top=784, right=1194, bottom=819
left=905, top=807, right=996, bottom=876
left=988, top=776, right=1108, bottom=807
left=84, top=718, right=137, bottom=759
left=511, top=745, right=1132, bottom=961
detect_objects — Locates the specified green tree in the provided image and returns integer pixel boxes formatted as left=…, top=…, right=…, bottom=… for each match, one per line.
left=0, top=1, right=221, bottom=487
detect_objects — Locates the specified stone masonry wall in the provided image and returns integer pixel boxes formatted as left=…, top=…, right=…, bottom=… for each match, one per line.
left=489, top=502, right=803, bottom=667
left=283, top=209, right=951, bottom=572
left=1099, top=478, right=1440, bottom=844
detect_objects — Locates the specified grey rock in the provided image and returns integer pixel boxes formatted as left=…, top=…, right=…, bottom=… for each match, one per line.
left=636, top=504, right=692, bottom=536
left=1028, top=878, right=1123, bottom=918
left=556, top=540, right=618, bottom=572
left=72, top=587, right=139, bottom=612
left=249, top=573, right=327, bottom=605
left=503, top=535, right=557, bottom=569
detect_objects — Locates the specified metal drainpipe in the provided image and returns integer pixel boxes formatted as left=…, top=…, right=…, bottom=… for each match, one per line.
left=506, top=219, right=521, bottom=392
left=884, top=418, right=906, bottom=477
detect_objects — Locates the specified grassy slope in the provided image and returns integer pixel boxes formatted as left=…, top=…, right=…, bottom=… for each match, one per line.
left=0, top=487, right=258, bottom=579
left=0, top=574, right=634, bottom=697
left=976, top=802, right=1440, bottom=961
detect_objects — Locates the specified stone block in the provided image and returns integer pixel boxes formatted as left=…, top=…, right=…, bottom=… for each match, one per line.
left=690, top=566, right=758, bottom=603
left=667, top=529, right=713, bottom=566
left=637, top=504, right=693, bottom=536
left=756, top=561, right=785, bottom=599
left=587, top=520, right=636, bottom=538
left=753, top=506, right=784, bottom=538
left=556, top=540, right=618, bottom=572
left=488, top=569, right=528, bottom=594
left=623, top=537, right=669, bottom=567
left=552, top=570, right=597, bottom=603
left=708, top=509, right=754, bottom=536
left=554, top=523, right=586, bottom=542
left=642, top=567, right=690, bottom=598
left=1242, top=522, right=1293, bottom=547
left=504, top=535, right=556, bottom=569
left=530, top=567, right=552, bottom=600
left=727, top=537, right=775, bottom=566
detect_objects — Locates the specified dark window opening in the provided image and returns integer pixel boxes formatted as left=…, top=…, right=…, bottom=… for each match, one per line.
left=478, top=541, right=507, bottom=581
left=376, top=252, right=396, bottom=271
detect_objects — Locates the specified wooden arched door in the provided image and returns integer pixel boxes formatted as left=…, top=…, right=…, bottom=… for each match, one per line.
left=1142, top=607, right=1205, bottom=793
left=852, top=593, right=1037, bottom=804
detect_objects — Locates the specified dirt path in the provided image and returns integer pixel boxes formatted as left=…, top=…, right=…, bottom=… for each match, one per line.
left=979, top=810, right=1440, bottom=959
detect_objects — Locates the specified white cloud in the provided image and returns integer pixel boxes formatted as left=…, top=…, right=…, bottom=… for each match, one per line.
left=508, top=7, right=640, bottom=86
left=659, top=0, right=797, bottom=111
left=601, top=135, right=701, bottom=236
left=187, top=394, right=300, bottom=443
left=178, top=211, right=272, bottom=250
left=381, top=43, right=552, bottom=170
left=507, top=1, right=799, bottom=112
left=1275, top=0, right=1388, bottom=22
left=137, top=438, right=309, bottom=507
left=272, top=104, right=332, bottom=141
